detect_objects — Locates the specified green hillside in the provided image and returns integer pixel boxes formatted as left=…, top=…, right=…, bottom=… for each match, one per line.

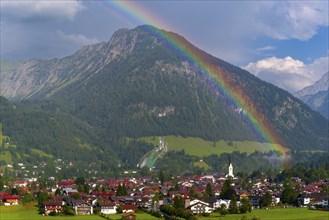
left=140, top=136, right=286, bottom=157
left=0, top=26, right=328, bottom=174
left=48, top=25, right=328, bottom=152
left=0, top=123, right=2, bottom=146
left=0, top=96, right=120, bottom=173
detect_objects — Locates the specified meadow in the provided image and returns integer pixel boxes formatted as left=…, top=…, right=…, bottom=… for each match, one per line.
left=199, top=208, right=329, bottom=220
left=0, top=205, right=160, bottom=220
left=1, top=205, right=328, bottom=220
left=139, top=136, right=283, bottom=157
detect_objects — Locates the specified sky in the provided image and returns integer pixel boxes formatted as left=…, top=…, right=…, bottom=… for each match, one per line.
left=1, top=0, right=328, bottom=93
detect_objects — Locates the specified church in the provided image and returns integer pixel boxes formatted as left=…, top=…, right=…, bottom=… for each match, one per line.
left=225, top=162, right=234, bottom=178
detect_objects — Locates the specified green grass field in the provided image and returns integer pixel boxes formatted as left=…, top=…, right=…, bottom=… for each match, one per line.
left=105, top=213, right=160, bottom=220
left=0, top=151, right=13, bottom=164
left=0, top=205, right=160, bottom=220
left=0, top=205, right=327, bottom=220
left=0, top=204, right=102, bottom=220
left=139, top=136, right=284, bottom=157
left=198, top=208, right=329, bottom=220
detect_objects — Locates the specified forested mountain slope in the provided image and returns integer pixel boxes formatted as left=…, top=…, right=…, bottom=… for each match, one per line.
left=1, top=25, right=328, bottom=164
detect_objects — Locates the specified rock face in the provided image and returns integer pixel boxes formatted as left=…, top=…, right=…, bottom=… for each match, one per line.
left=1, top=25, right=328, bottom=152
left=295, top=72, right=329, bottom=118
left=0, top=28, right=137, bottom=100
left=295, top=72, right=329, bottom=98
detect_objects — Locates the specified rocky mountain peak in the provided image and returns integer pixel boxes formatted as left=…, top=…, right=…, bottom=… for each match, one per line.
left=295, top=72, right=329, bottom=98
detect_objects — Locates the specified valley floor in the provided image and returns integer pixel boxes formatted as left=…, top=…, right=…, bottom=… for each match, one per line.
left=198, top=208, right=329, bottom=220
left=1, top=205, right=328, bottom=220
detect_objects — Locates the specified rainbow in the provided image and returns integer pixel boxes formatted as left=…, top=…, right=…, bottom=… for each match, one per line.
left=100, top=1, right=289, bottom=157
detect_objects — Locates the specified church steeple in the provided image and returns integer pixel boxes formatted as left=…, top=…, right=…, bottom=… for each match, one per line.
left=228, top=162, right=234, bottom=177
left=225, top=161, right=234, bottom=178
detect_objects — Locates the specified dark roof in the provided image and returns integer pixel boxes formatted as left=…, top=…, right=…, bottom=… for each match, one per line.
left=122, top=204, right=137, bottom=210
left=99, top=201, right=116, bottom=207
left=43, top=200, right=62, bottom=206
left=310, top=192, right=329, bottom=201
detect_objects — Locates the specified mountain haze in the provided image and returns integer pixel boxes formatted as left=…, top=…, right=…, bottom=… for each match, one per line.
left=1, top=25, right=328, bottom=169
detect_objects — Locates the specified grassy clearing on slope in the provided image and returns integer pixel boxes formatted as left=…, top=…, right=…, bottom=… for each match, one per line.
left=76, top=138, right=95, bottom=151
left=193, top=160, right=211, bottom=170
left=0, top=151, right=13, bottom=164
left=198, top=208, right=329, bottom=220
left=139, top=136, right=281, bottom=157
left=31, top=148, right=53, bottom=158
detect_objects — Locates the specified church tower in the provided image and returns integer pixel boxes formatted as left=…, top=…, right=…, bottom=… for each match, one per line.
left=225, top=162, right=234, bottom=178
left=228, top=162, right=234, bottom=177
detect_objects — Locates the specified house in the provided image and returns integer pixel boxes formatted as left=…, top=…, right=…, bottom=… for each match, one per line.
left=217, top=199, right=230, bottom=209
left=0, top=192, right=8, bottom=201
left=43, top=200, right=63, bottom=215
left=72, top=200, right=93, bottom=215
left=249, top=197, right=260, bottom=209
left=14, top=179, right=29, bottom=188
left=62, top=186, right=78, bottom=195
left=202, top=196, right=218, bottom=209
left=3, top=195, right=19, bottom=206
left=239, top=193, right=249, bottom=200
left=272, top=195, right=280, bottom=205
left=99, top=201, right=117, bottom=214
left=122, top=212, right=136, bottom=220
left=309, top=192, right=329, bottom=205
left=187, top=200, right=213, bottom=214
left=297, top=194, right=311, bottom=205
left=122, top=204, right=137, bottom=213
left=321, top=198, right=328, bottom=207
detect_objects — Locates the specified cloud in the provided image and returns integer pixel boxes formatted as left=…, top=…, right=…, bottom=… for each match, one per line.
left=57, top=31, right=99, bottom=47
left=243, top=56, right=329, bottom=92
left=255, top=1, right=328, bottom=41
left=1, top=0, right=84, bottom=21
left=256, top=46, right=276, bottom=52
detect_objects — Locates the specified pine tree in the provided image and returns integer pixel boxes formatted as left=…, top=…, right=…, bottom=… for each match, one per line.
left=0, top=176, right=4, bottom=191
left=260, top=192, right=272, bottom=207
left=173, top=196, right=185, bottom=209
left=116, top=184, right=128, bottom=196
left=240, top=198, right=252, bottom=213
left=281, top=181, right=296, bottom=205
left=220, top=177, right=236, bottom=199
left=204, top=182, right=213, bottom=197
left=159, top=170, right=165, bottom=185
left=228, top=194, right=238, bottom=214
left=55, top=188, right=61, bottom=196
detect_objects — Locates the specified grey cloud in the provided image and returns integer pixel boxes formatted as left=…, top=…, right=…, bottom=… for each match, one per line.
left=1, top=1, right=84, bottom=21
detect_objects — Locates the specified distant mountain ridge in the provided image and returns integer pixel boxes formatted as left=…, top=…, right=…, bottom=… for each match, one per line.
left=0, top=25, right=328, bottom=169
left=0, top=28, right=135, bottom=100
left=295, top=72, right=329, bottom=118
left=295, top=72, right=329, bottom=97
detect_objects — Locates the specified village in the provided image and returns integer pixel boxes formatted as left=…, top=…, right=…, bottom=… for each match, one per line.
left=1, top=162, right=328, bottom=220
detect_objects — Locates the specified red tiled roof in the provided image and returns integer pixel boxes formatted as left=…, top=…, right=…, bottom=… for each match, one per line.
left=122, top=204, right=137, bottom=210
left=43, top=200, right=62, bottom=206
left=4, top=195, right=19, bottom=199
left=99, top=201, right=116, bottom=207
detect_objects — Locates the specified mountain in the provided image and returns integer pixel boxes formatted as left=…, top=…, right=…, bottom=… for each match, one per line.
left=295, top=72, right=329, bottom=118
left=1, top=25, right=328, bottom=170
left=0, top=96, right=114, bottom=162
